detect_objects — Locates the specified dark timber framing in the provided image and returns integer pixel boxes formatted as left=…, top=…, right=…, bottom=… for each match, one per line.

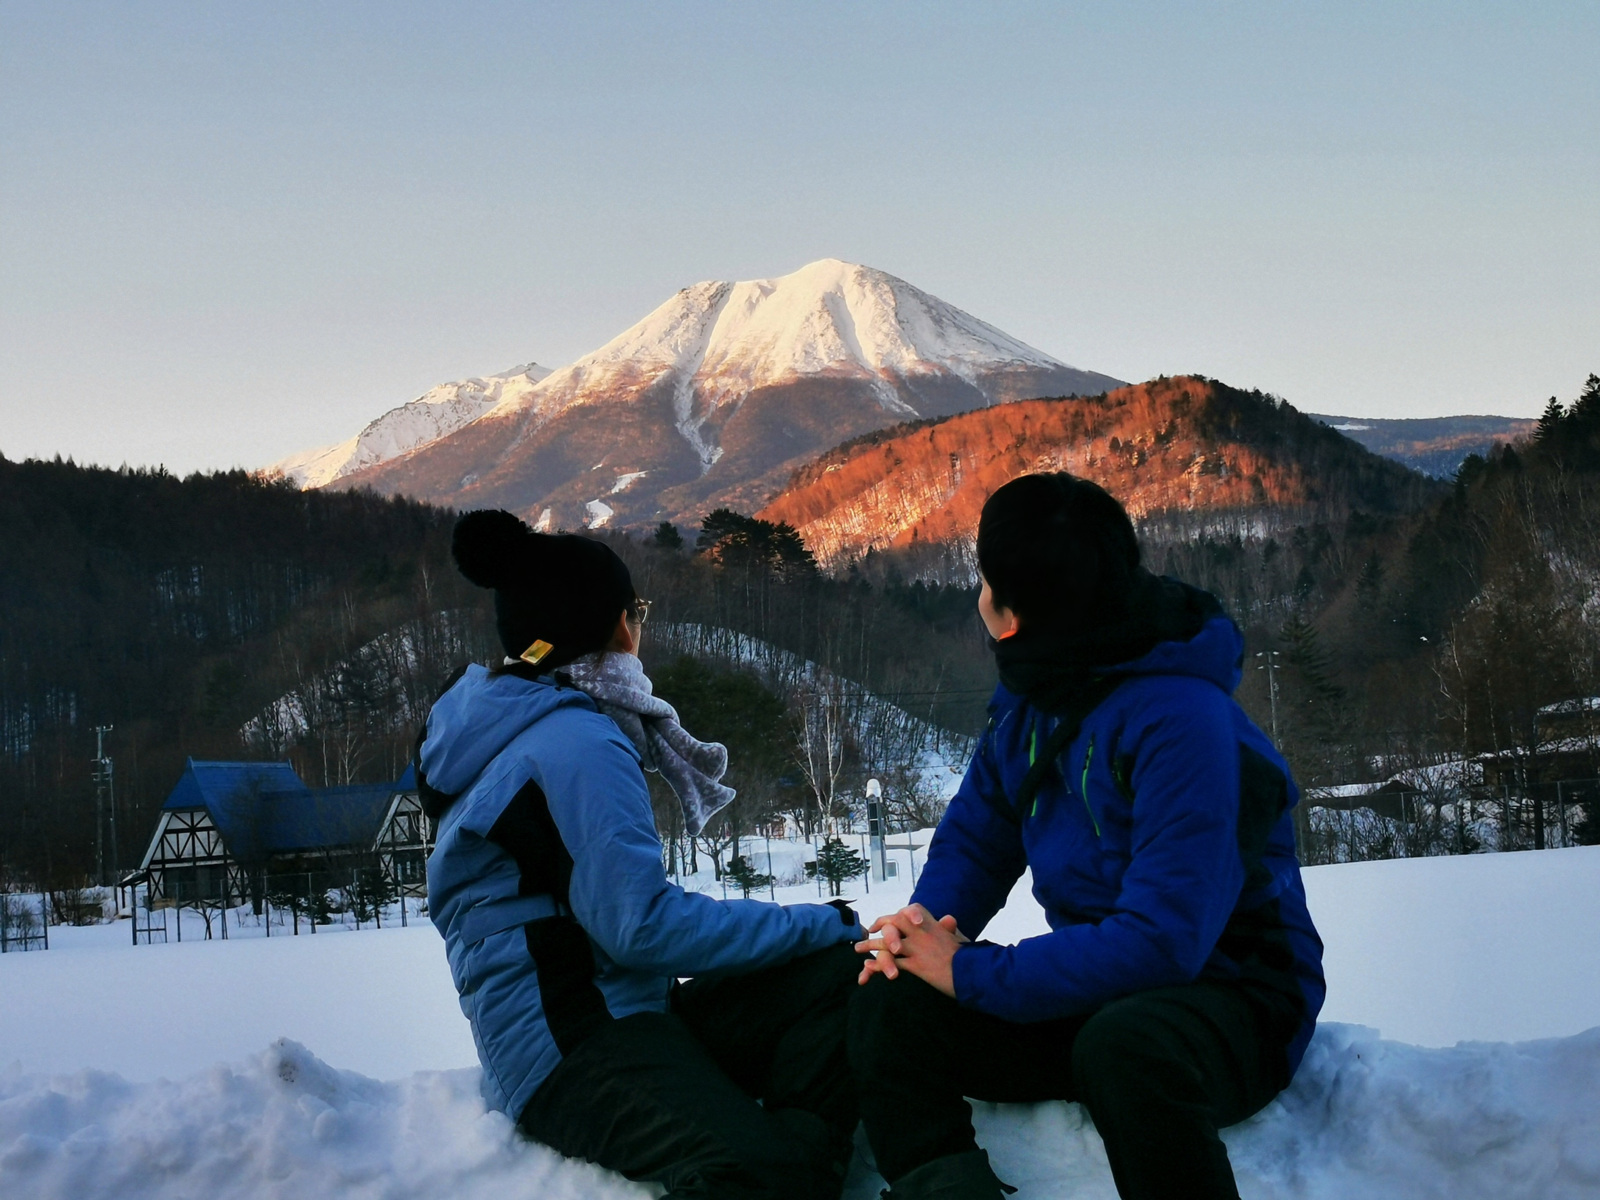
left=140, top=807, right=249, bottom=907
left=375, top=790, right=432, bottom=897
left=124, top=760, right=432, bottom=918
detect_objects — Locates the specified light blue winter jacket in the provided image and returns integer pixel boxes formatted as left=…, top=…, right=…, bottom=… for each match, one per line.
left=421, top=663, right=859, bottom=1120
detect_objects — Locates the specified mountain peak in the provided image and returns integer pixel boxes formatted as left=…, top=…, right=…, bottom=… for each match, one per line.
left=310, top=262, right=1124, bottom=531
left=505, top=259, right=1070, bottom=427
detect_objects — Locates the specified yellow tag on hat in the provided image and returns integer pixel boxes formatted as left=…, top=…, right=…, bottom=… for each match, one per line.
left=520, top=639, right=555, bottom=665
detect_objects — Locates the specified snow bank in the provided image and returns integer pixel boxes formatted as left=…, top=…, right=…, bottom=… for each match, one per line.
left=0, top=922, right=473, bottom=1082
left=4, top=1026, right=1597, bottom=1200
left=1304, top=846, right=1600, bottom=1046
left=0, top=1039, right=650, bottom=1200
left=967, top=1023, right=1600, bottom=1200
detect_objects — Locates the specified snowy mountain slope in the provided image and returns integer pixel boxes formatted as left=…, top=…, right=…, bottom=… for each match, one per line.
left=331, top=260, right=1123, bottom=529
left=506, top=259, right=1087, bottom=457
left=270, top=362, right=553, bottom=488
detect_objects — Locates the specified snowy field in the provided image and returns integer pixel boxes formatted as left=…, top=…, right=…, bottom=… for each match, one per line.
left=3, top=844, right=1599, bottom=1198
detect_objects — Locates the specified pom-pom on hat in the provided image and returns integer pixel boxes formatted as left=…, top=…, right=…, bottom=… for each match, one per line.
left=451, top=509, right=636, bottom=670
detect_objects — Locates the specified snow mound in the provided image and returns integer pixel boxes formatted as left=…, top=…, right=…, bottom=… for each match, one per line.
left=0, top=1039, right=650, bottom=1200
left=4, top=1026, right=1598, bottom=1200
left=965, top=1023, right=1600, bottom=1199
left=270, top=362, right=553, bottom=487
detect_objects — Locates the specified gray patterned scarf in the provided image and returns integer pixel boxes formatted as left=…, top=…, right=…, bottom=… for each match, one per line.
left=563, top=651, right=736, bottom=837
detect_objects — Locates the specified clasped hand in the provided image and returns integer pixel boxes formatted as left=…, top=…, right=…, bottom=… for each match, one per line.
left=854, top=902, right=969, bottom=997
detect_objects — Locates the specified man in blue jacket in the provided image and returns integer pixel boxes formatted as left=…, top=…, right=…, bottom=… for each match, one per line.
left=852, top=474, right=1325, bottom=1200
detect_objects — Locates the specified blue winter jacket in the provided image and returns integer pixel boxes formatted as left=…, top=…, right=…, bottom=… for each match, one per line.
left=914, top=616, right=1326, bottom=1074
left=420, top=663, right=861, bottom=1120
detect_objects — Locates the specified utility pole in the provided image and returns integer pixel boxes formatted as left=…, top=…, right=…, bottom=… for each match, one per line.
left=865, top=778, right=887, bottom=884
left=91, top=725, right=115, bottom=887
left=1257, top=650, right=1306, bottom=857
left=1254, top=652, right=1281, bottom=743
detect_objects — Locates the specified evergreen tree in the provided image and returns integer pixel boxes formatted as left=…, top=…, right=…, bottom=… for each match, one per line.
left=806, top=837, right=866, bottom=896
left=696, top=509, right=817, bottom=577
left=1571, top=373, right=1600, bottom=425
left=725, top=854, right=774, bottom=898
left=1534, top=397, right=1565, bottom=444
left=349, top=865, right=398, bottom=925
left=653, top=521, right=685, bottom=550
left=1573, top=799, right=1600, bottom=847
left=1356, top=555, right=1384, bottom=597
left=1276, top=614, right=1353, bottom=784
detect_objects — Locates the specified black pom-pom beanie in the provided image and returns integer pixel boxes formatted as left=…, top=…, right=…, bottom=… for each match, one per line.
left=976, top=472, right=1140, bottom=627
left=451, top=509, right=635, bottom=669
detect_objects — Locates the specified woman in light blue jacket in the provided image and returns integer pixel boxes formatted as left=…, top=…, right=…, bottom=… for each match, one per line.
left=419, top=510, right=862, bottom=1200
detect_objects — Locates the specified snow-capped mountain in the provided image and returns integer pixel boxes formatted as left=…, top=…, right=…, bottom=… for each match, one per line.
left=270, top=362, right=553, bottom=488
left=498, top=258, right=1097, bottom=470
left=328, top=259, right=1124, bottom=529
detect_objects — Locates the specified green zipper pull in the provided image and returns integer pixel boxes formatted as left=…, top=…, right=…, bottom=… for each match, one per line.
left=1081, top=735, right=1100, bottom=837
left=1026, top=722, right=1040, bottom=816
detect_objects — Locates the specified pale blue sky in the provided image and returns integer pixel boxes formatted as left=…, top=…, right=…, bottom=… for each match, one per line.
left=2, top=2, right=1595, bottom=474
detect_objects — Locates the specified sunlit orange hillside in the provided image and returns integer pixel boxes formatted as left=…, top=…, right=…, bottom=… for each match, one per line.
left=757, top=376, right=1439, bottom=568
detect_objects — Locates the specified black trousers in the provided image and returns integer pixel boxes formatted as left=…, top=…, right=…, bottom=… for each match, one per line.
left=520, top=943, right=861, bottom=1200
left=849, top=972, right=1296, bottom=1199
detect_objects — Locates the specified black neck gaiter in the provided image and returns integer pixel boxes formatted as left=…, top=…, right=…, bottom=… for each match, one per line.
left=991, top=571, right=1224, bottom=714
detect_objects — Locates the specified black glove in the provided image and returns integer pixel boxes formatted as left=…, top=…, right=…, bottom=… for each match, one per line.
left=825, top=898, right=859, bottom=928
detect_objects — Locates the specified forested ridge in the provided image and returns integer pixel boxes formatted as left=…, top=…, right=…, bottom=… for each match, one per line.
left=760, top=376, right=1443, bottom=573
left=0, top=459, right=987, bottom=887
left=2, top=373, right=1597, bottom=885
left=0, top=460, right=492, bottom=886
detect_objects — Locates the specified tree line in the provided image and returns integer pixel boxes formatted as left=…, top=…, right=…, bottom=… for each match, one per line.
left=0, top=460, right=496, bottom=890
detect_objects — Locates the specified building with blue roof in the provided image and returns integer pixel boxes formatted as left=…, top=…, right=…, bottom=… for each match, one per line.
left=131, top=758, right=429, bottom=914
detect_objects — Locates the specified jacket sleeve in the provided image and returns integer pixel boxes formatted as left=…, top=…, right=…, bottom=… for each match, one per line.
left=951, top=689, right=1244, bottom=1022
left=532, top=710, right=858, bottom=977
left=910, top=722, right=1027, bottom=939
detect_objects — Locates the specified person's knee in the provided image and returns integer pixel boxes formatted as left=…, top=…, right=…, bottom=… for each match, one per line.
left=1071, top=999, right=1188, bottom=1110
left=848, top=971, right=948, bottom=1073
left=807, top=941, right=867, bottom=997
left=847, top=970, right=896, bottom=1043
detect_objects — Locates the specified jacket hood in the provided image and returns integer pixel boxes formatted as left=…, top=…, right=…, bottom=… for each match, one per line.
left=1112, top=614, right=1244, bottom=694
left=419, top=663, right=596, bottom=800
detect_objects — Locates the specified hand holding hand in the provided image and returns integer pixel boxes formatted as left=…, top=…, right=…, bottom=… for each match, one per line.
left=855, top=903, right=968, bottom=997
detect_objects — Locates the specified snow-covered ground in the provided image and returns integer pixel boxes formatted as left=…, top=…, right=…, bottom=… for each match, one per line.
left=4, top=846, right=1599, bottom=1198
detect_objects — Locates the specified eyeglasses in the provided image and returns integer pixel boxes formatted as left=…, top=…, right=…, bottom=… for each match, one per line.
left=629, top=598, right=652, bottom=626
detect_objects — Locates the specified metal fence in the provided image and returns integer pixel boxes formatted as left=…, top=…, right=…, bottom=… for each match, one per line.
left=1300, top=778, right=1600, bottom=865
left=0, top=893, right=49, bottom=952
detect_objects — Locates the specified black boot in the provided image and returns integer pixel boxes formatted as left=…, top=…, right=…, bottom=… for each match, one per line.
left=881, top=1149, right=1017, bottom=1199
